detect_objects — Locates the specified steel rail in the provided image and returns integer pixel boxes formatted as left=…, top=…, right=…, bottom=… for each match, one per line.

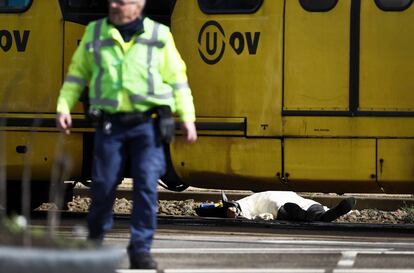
left=30, top=211, right=414, bottom=235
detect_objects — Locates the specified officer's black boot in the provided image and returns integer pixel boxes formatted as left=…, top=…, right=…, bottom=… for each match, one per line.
left=129, top=252, right=158, bottom=270
left=321, top=197, right=356, bottom=222
left=127, top=244, right=158, bottom=270
left=305, top=204, right=326, bottom=221
left=279, top=202, right=307, bottom=221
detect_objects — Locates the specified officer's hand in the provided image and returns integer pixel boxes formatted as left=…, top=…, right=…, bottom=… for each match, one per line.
left=56, top=113, right=72, bottom=135
left=181, top=121, right=197, bottom=143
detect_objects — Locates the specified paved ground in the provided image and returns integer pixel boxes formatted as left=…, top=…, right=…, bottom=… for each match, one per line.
left=86, top=221, right=414, bottom=273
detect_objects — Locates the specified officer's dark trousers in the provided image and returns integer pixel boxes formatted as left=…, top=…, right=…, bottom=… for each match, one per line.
left=87, top=119, right=166, bottom=255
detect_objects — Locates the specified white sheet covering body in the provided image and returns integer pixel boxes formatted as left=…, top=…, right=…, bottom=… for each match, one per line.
left=236, top=191, right=328, bottom=220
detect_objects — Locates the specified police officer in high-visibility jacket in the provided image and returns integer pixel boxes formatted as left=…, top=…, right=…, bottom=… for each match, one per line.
left=56, top=0, right=197, bottom=269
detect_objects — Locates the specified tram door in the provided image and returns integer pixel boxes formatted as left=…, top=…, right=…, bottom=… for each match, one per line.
left=360, top=0, right=414, bottom=192
left=282, top=0, right=377, bottom=192
left=283, top=0, right=350, bottom=112
left=0, top=0, right=63, bottom=113
left=359, top=0, right=414, bottom=112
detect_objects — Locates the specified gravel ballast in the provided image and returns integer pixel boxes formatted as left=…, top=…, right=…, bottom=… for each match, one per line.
left=36, top=196, right=414, bottom=225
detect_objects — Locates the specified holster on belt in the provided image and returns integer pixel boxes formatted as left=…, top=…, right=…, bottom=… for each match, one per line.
left=153, top=105, right=175, bottom=145
left=87, top=108, right=103, bottom=128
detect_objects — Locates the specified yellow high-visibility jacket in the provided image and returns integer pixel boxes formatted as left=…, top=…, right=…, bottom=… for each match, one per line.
left=57, top=17, right=196, bottom=122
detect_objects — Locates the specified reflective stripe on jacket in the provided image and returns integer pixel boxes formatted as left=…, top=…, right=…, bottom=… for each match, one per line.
left=57, top=17, right=196, bottom=122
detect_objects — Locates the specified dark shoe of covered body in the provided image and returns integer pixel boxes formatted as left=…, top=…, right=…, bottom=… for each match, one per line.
left=321, top=197, right=356, bottom=222
left=277, top=197, right=356, bottom=222
left=129, top=252, right=158, bottom=269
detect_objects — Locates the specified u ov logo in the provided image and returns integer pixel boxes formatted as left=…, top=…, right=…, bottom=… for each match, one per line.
left=0, top=30, right=30, bottom=52
left=198, top=20, right=261, bottom=65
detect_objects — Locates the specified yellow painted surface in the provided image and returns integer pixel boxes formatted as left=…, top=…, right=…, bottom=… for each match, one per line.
left=359, top=1, right=414, bottom=111
left=284, top=138, right=376, bottom=183
left=170, top=0, right=414, bottom=192
left=4, top=132, right=83, bottom=181
left=1, top=0, right=414, bottom=193
left=283, top=117, right=414, bottom=138
left=170, top=137, right=282, bottom=189
left=172, top=0, right=283, bottom=137
left=64, top=22, right=87, bottom=113
left=0, top=0, right=63, bottom=113
left=0, top=2, right=86, bottom=182
left=284, top=0, right=350, bottom=111
left=378, top=139, right=414, bottom=183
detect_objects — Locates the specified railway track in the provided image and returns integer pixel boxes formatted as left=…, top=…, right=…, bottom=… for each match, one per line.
left=73, top=184, right=414, bottom=211
left=26, top=207, right=414, bottom=272
left=30, top=210, right=414, bottom=235
left=63, top=183, right=414, bottom=225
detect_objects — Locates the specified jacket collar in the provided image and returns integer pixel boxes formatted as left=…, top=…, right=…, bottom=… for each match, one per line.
left=104, top=17, right=147, bottom=45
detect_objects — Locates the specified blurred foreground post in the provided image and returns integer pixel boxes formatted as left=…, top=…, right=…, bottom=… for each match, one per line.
left=48, top=134, right=71, bottom=238
left=0, top=74, right=20, bottom=219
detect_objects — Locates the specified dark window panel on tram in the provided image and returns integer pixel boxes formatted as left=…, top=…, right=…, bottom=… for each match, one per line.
left=375, top=0, right=413, bottom=11
left=0, top=0, right=32, bottom=13
left=59, top=0, right=176, bottom=26
left=198, top=0, right=263, bottom=14
left=299, top=0, right=338, bottom=12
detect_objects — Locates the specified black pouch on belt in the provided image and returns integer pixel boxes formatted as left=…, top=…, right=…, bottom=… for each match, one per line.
left=87, top=108, right=103, bottom=128
left=153, top=106, right=175, bottom=145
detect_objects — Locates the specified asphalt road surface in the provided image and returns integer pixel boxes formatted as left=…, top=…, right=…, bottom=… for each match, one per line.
left=80, top=221, right=414, bottom=273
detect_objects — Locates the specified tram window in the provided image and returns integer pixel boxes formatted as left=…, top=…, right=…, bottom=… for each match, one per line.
left=375, top=0, right=413, bottom=11
left=299, top=0, right=338, bottom=12
left=0, top=0, right=31, bottom=12
left=60, top=0, right=174, bottom=26
left=198, top=0, right=264, bottom=14
left=66, top=0, right=107, bottom=13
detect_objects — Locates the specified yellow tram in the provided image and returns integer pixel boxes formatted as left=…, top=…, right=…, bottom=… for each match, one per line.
left=170, top=0, right=414, bottom=194
left=0, top=0, right=414, bottom=209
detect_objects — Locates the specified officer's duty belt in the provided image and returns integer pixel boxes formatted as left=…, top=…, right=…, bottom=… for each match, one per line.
left=103, top=111, right=152, bottom=127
